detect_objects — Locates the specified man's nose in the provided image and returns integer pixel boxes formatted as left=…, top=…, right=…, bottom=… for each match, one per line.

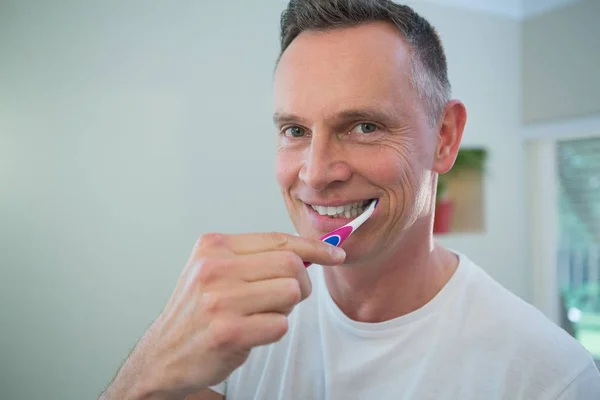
left=298, top=135, right=352, bottom=191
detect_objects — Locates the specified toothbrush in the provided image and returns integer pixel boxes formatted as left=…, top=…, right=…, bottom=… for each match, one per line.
left=304, top=199, right=378, bottom=268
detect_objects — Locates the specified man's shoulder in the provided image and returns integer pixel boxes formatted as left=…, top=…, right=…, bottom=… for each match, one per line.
left=461, top=253, right=595, bottom=375
left=463, top=254, right=577, bottom=342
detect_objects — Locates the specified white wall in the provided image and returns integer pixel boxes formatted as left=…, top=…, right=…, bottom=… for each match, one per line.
left=523, top=0, right=600, bottom=124
left=0, top=1, right=525, bottom=398
left=523, top=0, right=582, bottom=18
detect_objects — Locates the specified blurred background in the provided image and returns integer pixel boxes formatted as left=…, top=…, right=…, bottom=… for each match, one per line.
left=1, top=0, right=599, bottom=398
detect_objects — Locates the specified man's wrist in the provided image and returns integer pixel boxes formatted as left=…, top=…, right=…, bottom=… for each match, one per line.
left=99, top=331, right=175, bottom=400
left=99, top=365, right=173, bottom=400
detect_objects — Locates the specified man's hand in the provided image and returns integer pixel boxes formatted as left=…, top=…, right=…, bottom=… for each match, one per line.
left=100, top=232, right=345, bottom=400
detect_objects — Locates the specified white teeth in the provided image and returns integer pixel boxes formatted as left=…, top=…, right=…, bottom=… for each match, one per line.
left=310, top=200, right=372, bottom=218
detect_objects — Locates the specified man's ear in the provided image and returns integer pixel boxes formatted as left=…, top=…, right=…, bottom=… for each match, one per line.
left=433, top=99, right=467, bottom=174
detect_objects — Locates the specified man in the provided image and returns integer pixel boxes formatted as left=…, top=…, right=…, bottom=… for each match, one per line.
left=100, top=1, right=600, bottom=399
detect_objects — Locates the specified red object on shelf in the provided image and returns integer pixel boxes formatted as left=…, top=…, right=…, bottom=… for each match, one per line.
left=433, top=198, right=454, bottom=234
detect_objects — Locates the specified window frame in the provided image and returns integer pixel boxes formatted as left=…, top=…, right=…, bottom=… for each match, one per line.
left=525, top=114, right=600, bottom=362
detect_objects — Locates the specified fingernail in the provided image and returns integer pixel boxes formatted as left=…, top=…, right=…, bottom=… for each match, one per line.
left=330, top=246, right=346, bottom=261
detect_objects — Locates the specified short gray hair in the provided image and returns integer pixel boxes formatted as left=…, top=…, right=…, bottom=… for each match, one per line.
left=278, top=0, right=451, bottom=126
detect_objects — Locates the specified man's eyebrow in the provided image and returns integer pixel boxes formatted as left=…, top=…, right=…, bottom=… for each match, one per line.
left=272, top=112, right=305, bottom=126
left=273, top=108, right=396, bottom=125
left=272, top=106, right=400, bottom=127
left=328, top=108, right=398, bottom=125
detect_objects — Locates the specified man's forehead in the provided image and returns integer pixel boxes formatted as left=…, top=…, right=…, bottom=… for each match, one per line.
left=274, top=22, right=412, bottom=93
left=273, top=22, right=415, bottom=121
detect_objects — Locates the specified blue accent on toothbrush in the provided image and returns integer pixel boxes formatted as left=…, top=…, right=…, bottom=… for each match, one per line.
left=323, top=235, right=341, bottom=246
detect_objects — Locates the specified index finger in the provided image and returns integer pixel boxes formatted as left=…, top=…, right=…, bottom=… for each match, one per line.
left=223, top=232, right=346, bottom=266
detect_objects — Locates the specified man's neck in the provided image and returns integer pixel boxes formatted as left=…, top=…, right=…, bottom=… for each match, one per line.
left=322, top=224, right=459, bottom=323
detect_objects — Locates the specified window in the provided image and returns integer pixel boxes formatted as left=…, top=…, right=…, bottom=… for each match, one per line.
left=557, top=137, right=600, bottom=359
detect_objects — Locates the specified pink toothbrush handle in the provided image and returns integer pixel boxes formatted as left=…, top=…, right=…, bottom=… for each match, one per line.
left=303, top=225, right=353, bottom=268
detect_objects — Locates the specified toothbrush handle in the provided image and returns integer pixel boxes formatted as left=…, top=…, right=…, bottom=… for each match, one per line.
left=304, top=226, right=354, bottom=268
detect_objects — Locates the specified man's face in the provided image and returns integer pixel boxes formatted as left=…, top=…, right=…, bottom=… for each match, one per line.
left=273, top=22, right=441, bottom=264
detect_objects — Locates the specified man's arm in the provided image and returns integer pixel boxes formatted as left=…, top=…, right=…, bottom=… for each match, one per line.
left=185, top=389, right=224, bottom=400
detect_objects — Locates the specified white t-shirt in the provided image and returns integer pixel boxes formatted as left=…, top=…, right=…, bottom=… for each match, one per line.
left=210, top=252, right=600, bottom=399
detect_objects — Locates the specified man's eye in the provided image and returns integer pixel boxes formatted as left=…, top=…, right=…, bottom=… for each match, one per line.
left=352, top=123, right=378, bottom=134
left=283, top=126, right=306, bottom=138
